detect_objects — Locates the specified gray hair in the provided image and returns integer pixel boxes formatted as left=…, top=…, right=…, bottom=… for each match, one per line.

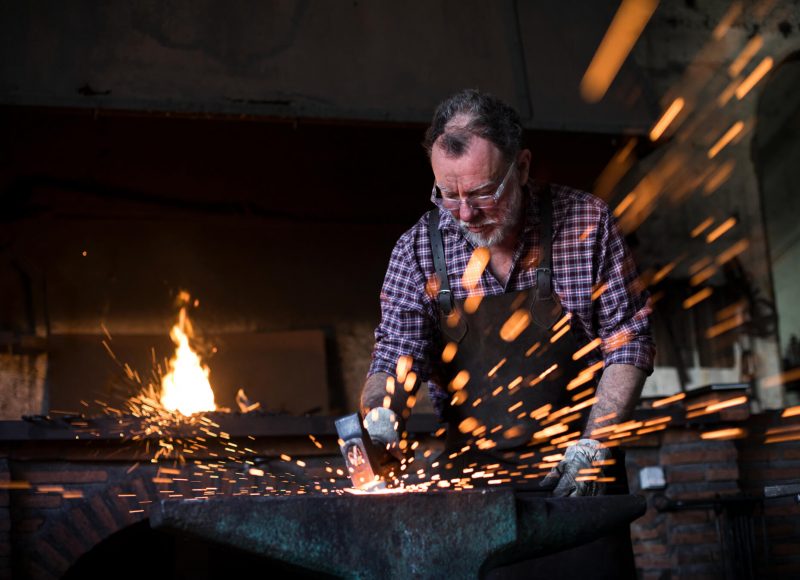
left=423, top=89, right=523, bottom=161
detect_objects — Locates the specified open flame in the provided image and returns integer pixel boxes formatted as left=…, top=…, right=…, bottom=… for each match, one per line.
left=160, top=301, right=216, bottom=416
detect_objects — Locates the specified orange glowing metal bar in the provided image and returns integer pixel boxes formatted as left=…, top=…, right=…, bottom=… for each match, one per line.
left=728, top=35, right=763, bottom=77
left=450, top=370, right=470, bottom=391
left=500, top=309, right=531, bottom=342
left=649, top=97, right=685, bottom=141
left=579, top=0, right=659, bottom=103
left=614, top=420, right=643, bottom=432
left=404, top=372, right=417, bottom=392
left=591, top=283, right=608, bottom=301
left=556, top=412, right=582, bottom=426
left=644, top=416, right=672, bottom=427
left=550, top=324, right=571, bottom=344
left=593, top=138, right=637, bottom=201
left=701, top=428, right=746, bottom=440
left=534, top=423, right=569, bottom=440
left=508, top=376, right=523, bottom=390
left=508, top=401, right=523, bottom=413
left=491, top=386, right=504, bottom=397
left=37, top=485, right=65, bottom=493
left=578, top=467, right=601, bottom=475
left=683, top=287, right=713, bottom=309
left=385, top=376, right=395, bottom=395
left=571, top=397, right=598, bottom=413
left=542, top=404, right=573, bottom=424
left=651, top=262, right=676, bottom=285
left=525, top=342, right=541, bottom=357
left=579, top=225, right=596, bottom=241
left=716, top=239, right=749, bottom=265
left=782, top=406, right=800, bottom=418
left=553, top=313, right=572, bottom=332
left=706, top=217, right=737, bottom=243
left=529, top=364, right=559, bottom=387
left=608, top=431, right=633, bottom=440
left=691, top=218, right=715, bottom=238
left=396, top=355, right=413, bottom=383
left=451, top=390, right=468, bottom=406
left=708, top=121, right=744, bottom=159
left=766, top=424, right=800, bottom=437
left=712, top=1, right=742, bottom=40
left=573, top=338, right=602, bottom=362
left=688, top=257, right=712, bottom=276
left=487, top=357, right=507, bottom=378
left=530, top=403, right=552, bottom=420
left=571, top=387, right=595, bottom=401
left=736, top=56, right=774, bottom=99
left=705, top=313, right=745, bottom=339
left=552, top=431, right=581, bottom=445
left=766, top=432, right=800, bottom=444
left=613, top=193, right=636, bottom=218
left=716, top=300, right=747, bottom=321
left=762, top=367, right=800, bottom=389
left=703, top=161, right=735, bottom=195
left=458, top=417, right=480, bottom=434
left=464, top=294, right=483, bottom=314
left=717, top=76, right=741, bottom=107
left=503, top=426, right=524, bottom=439
left=690, top=266, right=717, bottom=286
left=595, top=411, right=617, bottom=424
left=591, top=424, right=617, bottom=437
left=462, top=247, right=490, bottom=291
left=442, top=342, right=458, bottom=363
left=637, top=425, right=668, bottom=435
left=652, top=392, right=685, bottom=408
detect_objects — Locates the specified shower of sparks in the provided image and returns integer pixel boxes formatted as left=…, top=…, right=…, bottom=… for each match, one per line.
left=579, top=0, right=659, bottom=103
left=707, top=121, right=744, bottom=159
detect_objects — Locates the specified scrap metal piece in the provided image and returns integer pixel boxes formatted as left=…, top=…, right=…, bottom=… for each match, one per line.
left=151, top=491, right=646, bottom=579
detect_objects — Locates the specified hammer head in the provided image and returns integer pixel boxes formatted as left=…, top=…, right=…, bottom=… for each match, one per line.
left=335, top=413, right=388, bottom=490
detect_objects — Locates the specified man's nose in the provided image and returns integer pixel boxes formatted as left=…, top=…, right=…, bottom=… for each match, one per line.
left=458, top=201, right=477, bottom=221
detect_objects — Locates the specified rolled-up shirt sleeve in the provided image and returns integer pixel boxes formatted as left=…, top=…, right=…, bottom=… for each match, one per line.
left=368, top=229, right=438, bottom=382
left=594, top=207, right=656, bottom=373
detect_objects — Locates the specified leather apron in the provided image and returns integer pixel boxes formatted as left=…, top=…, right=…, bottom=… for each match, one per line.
left=429, top=185, right=591, bottom=454
left=428, top=188, right=637, bottom=579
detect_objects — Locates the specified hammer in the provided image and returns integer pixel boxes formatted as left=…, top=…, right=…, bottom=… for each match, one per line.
left=335, top=413, right=396, bottom=490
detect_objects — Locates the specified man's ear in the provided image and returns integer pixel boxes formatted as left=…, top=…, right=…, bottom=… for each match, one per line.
left=517, top=149, right=532, bottom=183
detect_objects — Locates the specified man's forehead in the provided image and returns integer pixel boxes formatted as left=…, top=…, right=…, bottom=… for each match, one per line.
left=431, top=136, right=504, bottom=186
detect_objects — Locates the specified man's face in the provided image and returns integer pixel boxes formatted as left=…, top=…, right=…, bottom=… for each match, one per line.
left=431, top=135, right=529, bottom=247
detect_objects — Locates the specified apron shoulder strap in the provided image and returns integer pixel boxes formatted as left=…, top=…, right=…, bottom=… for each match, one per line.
left=532, top=184, right=563, bottom=328
left=427, top=209, right=455, bottom=316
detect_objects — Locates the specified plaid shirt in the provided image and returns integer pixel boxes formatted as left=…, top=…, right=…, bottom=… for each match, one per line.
left=369, top=181, right=655, bottom=409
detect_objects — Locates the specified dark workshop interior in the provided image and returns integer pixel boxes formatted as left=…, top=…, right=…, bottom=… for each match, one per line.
left=1, top=1, right=799, bottom=579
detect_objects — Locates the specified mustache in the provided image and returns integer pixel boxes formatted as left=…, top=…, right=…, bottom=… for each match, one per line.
left=458, top=218, right=499, bottom=228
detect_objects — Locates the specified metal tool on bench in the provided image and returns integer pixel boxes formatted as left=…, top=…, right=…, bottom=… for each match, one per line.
left=335, top=412, right=397, bottom=490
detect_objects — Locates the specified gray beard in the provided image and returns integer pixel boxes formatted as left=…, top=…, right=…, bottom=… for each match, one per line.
left=459, top=187, right=524, bottom=248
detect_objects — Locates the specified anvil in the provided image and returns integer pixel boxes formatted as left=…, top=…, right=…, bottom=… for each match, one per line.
left=150, top=491, right=645, bottom=578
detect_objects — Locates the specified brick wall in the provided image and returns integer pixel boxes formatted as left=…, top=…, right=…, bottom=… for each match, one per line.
left=628, top=410, right=800, bottom=580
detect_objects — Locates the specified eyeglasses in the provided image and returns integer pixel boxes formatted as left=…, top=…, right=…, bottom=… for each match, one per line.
left=431, top=161, right=517, bottom=211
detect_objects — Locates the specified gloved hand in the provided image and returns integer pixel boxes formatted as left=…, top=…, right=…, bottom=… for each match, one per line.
left=363, top=407, right=404, bottom=463
left=541, top=439, right=611, bottom=497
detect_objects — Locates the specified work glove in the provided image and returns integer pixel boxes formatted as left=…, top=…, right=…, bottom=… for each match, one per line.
left=541, top=439, right=611, bottom=497
left=363, top=407, right=404, bottom=464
